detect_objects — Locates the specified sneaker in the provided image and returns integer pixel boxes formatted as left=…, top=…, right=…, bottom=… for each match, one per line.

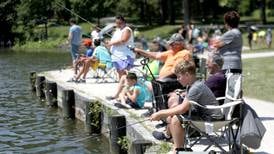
left=79, top=78, right=86, bottom=83
left=67, top=77, right=76, bottom=82
left=152, top=131, right=171, bottom=141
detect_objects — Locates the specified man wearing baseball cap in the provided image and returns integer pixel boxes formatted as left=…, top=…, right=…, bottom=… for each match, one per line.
left=133, top=33, right=192, bottom=79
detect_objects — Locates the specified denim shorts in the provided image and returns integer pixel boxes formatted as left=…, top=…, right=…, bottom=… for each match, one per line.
left=112, top=56, right=134, bottom=71
left=70, top=44, right=80, bottom=61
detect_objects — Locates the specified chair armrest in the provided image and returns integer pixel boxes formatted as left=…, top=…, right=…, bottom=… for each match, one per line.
left=188, top=99, right=243, bottom=110
left=216, top=97, right=225, bottom=101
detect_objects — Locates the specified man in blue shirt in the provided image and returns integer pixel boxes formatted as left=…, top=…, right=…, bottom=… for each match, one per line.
left=68, top=18, right=82, bottom=65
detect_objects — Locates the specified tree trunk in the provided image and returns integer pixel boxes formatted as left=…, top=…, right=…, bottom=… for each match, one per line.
left=183, top=0, right=190, bottom=25
left=168, top=0, right=175, bottom=24
left=143, top=0, right=152, bottom=25
left=44, top=18, right=48, bottom=40
left=140, top=0, right=146, bottom=24
left=260, top=0, right=267, bottom=24
left=159, top=0, right=167, bottom=24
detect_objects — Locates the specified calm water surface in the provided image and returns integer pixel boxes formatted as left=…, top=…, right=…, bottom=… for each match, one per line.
left=0, top=50, right=110, bottom=153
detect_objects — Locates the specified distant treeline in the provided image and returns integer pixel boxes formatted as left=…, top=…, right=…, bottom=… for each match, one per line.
left=1, top=0, right=273, bottom=47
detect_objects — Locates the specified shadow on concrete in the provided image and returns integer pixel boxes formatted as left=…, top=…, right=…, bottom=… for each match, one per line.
left=254, top=152, right=269, bottom=154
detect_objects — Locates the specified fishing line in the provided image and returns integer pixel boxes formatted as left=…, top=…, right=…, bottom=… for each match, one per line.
left=56, top=2, right=112, bottom=37
left=58, top=118, right=150, bottom=147
left=56, top=2, right=138, bottom=64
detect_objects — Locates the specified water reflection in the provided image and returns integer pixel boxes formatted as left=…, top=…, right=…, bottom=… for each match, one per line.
left=0, top=50, right=109, bottom=153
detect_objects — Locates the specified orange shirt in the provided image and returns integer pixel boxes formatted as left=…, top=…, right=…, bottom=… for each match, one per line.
left=158, top=49, right=191, bottom=78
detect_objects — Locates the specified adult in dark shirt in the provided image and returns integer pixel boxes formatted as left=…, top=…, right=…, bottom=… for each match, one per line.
left=205, top=53, right=226, bottom=100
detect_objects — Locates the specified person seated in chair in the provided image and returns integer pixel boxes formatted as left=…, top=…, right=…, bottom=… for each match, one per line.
left=134, top=33, right=192, bottom=80
left=167, top=53, right=226, bottom=110
left=73, top=39, right=111, bottom=83
left=152, top=54, right=226, bottom=140
left=106, top=33, right=191, bottom=100
left=92, top=39, right=112, bottom=70
left=150, top=60, right=223, bottom=154
left=73, top=38, right=94, bottom=75
left=115, top=72, right=146, bottom=109
left=205, top=53, right=226, bottom=101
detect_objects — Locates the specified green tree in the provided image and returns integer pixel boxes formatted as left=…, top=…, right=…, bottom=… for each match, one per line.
left=0, top=0, right=20, bottom=46
left=258, top=0, right=267, bottom=24
left=52, top=0, right=72, bottom=24
left=16, top=0, right=55, bottom=40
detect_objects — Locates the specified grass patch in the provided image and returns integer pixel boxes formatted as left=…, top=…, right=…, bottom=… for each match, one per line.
left=243, top=57, right=274, bottom=102
left=13, top=38, right=65, bottom=50
left=139, top=25, right=180, bottom=41
left=14, top=20, right=274, bottom=52
left=242, top=30, right=274, bottom=53
left=14, top=23, right=92, bottom=50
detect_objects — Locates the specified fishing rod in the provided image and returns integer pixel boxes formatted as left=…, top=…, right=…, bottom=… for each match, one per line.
left=58, top=118, right=150, bottom=147
left=56, top=1, right=138, bottom=66
left=56, top=2, right=92, bottom=25
left=55, top=1, right=113, bottom=37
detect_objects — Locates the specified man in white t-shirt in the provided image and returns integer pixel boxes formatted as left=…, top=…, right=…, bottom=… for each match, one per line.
left=106, top=16, right=135, bottom=80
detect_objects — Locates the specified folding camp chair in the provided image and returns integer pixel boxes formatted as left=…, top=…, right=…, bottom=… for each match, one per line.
left=179, top=72, right=244, bottom=153
left=138, top=58, right=184, bottom=111
left=89, top=60, right=118, bottom=83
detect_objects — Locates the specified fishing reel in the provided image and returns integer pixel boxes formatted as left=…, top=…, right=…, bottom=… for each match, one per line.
left=140, top=57, right=149, bottom=66
left=127, top=45, right=135, bottom=51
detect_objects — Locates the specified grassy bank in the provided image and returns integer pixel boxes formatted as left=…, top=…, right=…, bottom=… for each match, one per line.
left=243, top=57, right=274, bottom=102
left=13, top=23, right=92, bottom=50
left=13, top=21, right=274, bottom=52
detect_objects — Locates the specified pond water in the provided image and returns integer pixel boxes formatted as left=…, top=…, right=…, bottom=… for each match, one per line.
left=0, top=50, right=110, bottom=153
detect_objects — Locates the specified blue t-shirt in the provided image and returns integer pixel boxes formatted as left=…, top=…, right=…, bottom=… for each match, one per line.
left=93, top=46, right=112, bottom=68
left=133, top=83, right=146, bottom=108
left=69, top=25, right=82, bottom=45
left=85, top=48, right=93, bottom=57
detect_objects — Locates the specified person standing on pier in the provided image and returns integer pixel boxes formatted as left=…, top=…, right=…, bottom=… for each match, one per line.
left=211, top=11, right=242, bottom=74
left=106, top=16, right=135, bottom=80
left=67, top=18, right=82, bottom=66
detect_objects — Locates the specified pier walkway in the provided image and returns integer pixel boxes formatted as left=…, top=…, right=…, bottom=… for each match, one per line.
left=38, top=57, right=274, bottom=153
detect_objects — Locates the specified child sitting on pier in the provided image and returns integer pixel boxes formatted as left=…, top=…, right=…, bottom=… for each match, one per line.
left=69, top=39, right=111, bottom=83
left=73, top=38, right=94, bottom=76
left=115, top=72, right=146, bottom=109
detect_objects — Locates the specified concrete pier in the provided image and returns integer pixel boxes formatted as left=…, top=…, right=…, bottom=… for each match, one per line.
left=38, top=68, right=163, bottom=154
left=37, top=68, right=239, bottom=153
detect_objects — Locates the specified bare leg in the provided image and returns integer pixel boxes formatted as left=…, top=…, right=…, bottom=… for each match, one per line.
left=117, top=70, right=127, bottom=80
left=112, top=74, right=127, bottom=98
left=82, top=60, right=92, bottom=79
left=75, top=62, right=86, bottom=80
left=168, top=92, right=180, bottom=109
left=119, top=91, right=127, bottom=104
left=170, top=116, right=185, bottom=154
left=166, top=116, right=172, bottom=137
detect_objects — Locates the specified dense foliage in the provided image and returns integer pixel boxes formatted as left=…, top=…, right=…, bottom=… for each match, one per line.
left=1, top=0, right=273, bottom=47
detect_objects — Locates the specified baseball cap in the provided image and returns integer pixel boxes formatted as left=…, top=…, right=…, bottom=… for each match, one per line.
left=82, top=38, right=92, bottom=46
left=167, top=33, right=184, bottom=45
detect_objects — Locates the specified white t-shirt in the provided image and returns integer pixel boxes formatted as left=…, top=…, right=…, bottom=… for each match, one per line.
left=110, top=26, right=135, bottom=61
left=91, top=30, right=99, bottom=39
